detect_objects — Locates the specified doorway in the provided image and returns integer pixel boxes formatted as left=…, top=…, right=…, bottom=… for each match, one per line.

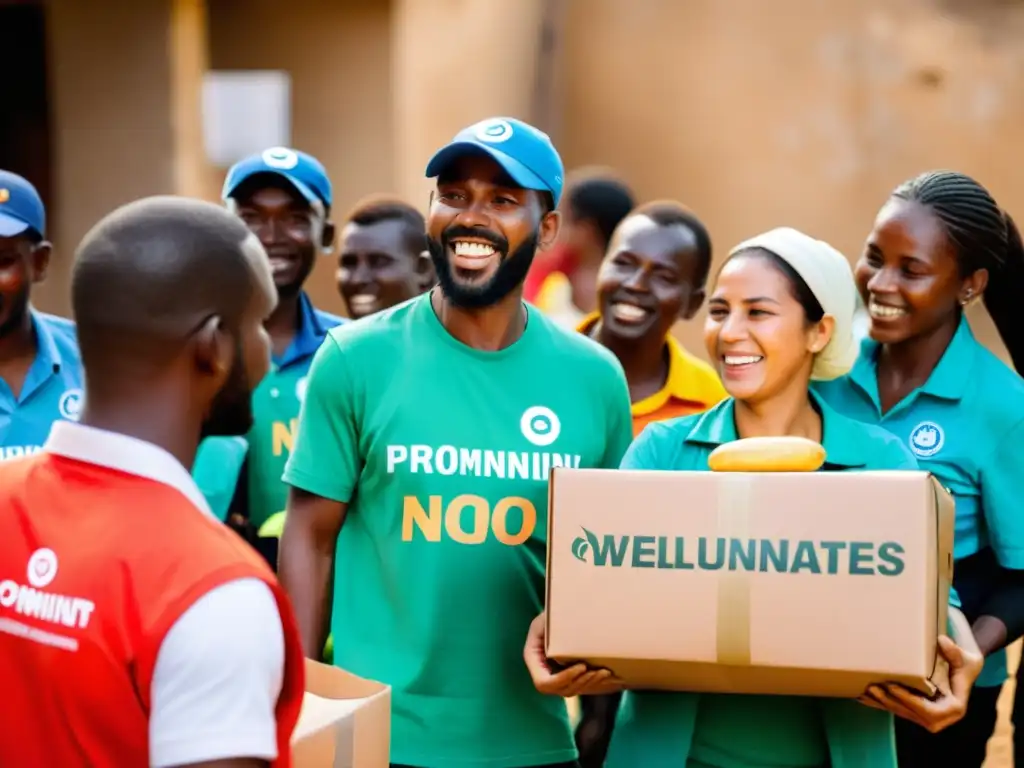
left=0, top=0, right=51, bottom=215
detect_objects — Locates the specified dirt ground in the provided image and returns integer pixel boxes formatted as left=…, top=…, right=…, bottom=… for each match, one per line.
left=984, top=640, right=1019, bottom=768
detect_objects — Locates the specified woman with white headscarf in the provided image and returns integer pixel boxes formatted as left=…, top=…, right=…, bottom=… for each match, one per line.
left=523, top=227, right=982, bottom=767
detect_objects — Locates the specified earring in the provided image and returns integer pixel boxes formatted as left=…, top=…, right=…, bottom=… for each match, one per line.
left=961, top=290, right=973, bottom=306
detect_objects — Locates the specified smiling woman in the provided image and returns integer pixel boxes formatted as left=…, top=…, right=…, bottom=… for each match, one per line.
left=708, top=246, right=840, bottom=400
left=814, top=170, right=1024, bottom=768
left=524, top=225, right=983, bottom=768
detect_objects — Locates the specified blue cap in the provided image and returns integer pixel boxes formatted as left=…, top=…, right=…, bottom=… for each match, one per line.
left=425, top=117, right=565, bottom=207
left=222, top=147, right=333, bottom=208
left=0, top=170, right=45, bottom=238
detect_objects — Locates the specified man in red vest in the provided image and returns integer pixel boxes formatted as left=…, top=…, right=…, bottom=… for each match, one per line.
left=0, top=196, right=305, bottom=767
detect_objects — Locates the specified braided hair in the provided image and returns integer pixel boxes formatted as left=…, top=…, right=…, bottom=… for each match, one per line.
left=891, top=170, right=1024, bottom=373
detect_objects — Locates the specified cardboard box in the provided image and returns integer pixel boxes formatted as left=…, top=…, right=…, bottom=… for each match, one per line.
left=292, top=659, right=391, bottom=767
left=545, top=469, right=955, bottom=698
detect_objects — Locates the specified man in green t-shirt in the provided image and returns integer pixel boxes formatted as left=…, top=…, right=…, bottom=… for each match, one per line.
left=280, top=117, right=633, bottom=768
left=192, top=147, right=345, bottom=560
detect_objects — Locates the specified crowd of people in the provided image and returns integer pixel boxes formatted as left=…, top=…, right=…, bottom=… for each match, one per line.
left=1, top=114, right=1024, bottom=768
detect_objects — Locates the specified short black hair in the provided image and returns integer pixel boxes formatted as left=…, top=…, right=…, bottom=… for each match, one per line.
left=565, top=175, right=636, bottom=247
left=343, top=195, right=425, bottom=254
left=538, top=191, right=555, bottom=217
left=346, top=195, right=424, bottom=229
left=23, top=228, right=45, bottom=245
left=630, top=200, right=713, bottom=285
left=892, top=170, right=1024, bottom=371
left=72, top=196, right=257, bottom=363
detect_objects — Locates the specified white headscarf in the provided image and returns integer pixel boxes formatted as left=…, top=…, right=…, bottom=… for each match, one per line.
left=728, top=227, right=858, bottom=381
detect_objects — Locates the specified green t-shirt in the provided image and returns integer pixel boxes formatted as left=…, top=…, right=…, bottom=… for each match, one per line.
left=246, top=362, right=307, bottom=528
left=283, top=293, right=634, bottom=768
left=690, top=695, right=828, bottom=768
left=246, top=294, right=345, bottom=528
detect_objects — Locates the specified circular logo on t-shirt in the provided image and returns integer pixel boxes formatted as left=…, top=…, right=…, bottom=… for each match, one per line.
left=473, top=119, right=514, bottom=144
left=262, top=147, right=299, bottom=170
left=909, top=421, right=944, bottom=458
left=520, top=406, right=561, bottom=447
left=27, top=548, right=58, bottom=589
left=58, top=389, right=83, bottom=421
left=295, top=376, right=308, bottom=403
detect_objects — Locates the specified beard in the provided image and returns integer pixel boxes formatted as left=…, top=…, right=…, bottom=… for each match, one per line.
left=200, top=345, right=255, bottom=439
left=0, top=286, right=30, bottom=339
left=427, top=224, right=538, bottom=310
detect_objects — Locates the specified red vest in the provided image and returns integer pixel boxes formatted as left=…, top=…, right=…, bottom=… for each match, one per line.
left=0, top=452, right=306, bottom=767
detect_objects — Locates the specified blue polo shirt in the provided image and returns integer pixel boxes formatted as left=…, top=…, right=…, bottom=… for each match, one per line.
left=272, top=291, right=347, bottom=369
left=192, top=292, right=346, bottom=524
left=815, top=315, right=1024, bottom=687
left=606, top=392, right=949, bottom=768
left=0, top=311, right=82, bottom=461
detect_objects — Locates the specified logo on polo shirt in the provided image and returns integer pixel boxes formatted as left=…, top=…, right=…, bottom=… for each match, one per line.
left=909, top=421, right=944, bottom=458
left=58, top=389, right=83, bottom=421
left=26, top=548, right=58, bottom=589
left=474, top=119, right=514, bottom=144
left=0, top=548, right=96, bottom=643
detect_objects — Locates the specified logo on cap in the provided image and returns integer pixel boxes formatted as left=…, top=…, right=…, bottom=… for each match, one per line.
left=262, top=147, right=299, bottom=170
left=0, top=189, right=9, bottom=204
left=473, top=119, right=514, bottom=144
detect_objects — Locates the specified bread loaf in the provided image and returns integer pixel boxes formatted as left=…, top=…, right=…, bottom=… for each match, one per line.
left=708, top=436, right=826, bottom=472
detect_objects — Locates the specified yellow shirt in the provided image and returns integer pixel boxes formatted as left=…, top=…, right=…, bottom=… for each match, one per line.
left=534, top=271, right=587, bottom=330
left=578, top=313, right=727, bottom=436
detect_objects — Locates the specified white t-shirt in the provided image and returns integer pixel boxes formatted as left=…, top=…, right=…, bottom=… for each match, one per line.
left=150, top=578, right=285, bottom=767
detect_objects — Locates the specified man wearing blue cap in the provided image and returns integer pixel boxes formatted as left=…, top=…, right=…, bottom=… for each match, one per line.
left=193, top=147, right=345, bottom=558
left=0, top=170, right=82, bottom=462
left=279, top=118, right=633, bottom=767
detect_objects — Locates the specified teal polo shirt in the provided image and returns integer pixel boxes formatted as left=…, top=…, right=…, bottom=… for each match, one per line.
left=815, top=315, right=1024, bottom=687
left=0, top=311, right=82, bottom=461
left=193, top=293, right=346, bottom=526
left=191, top=436, right=248, bottom=521
left=606, top=393, right=957, bottom=768
left=624, top=390, right=918, bottom=472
